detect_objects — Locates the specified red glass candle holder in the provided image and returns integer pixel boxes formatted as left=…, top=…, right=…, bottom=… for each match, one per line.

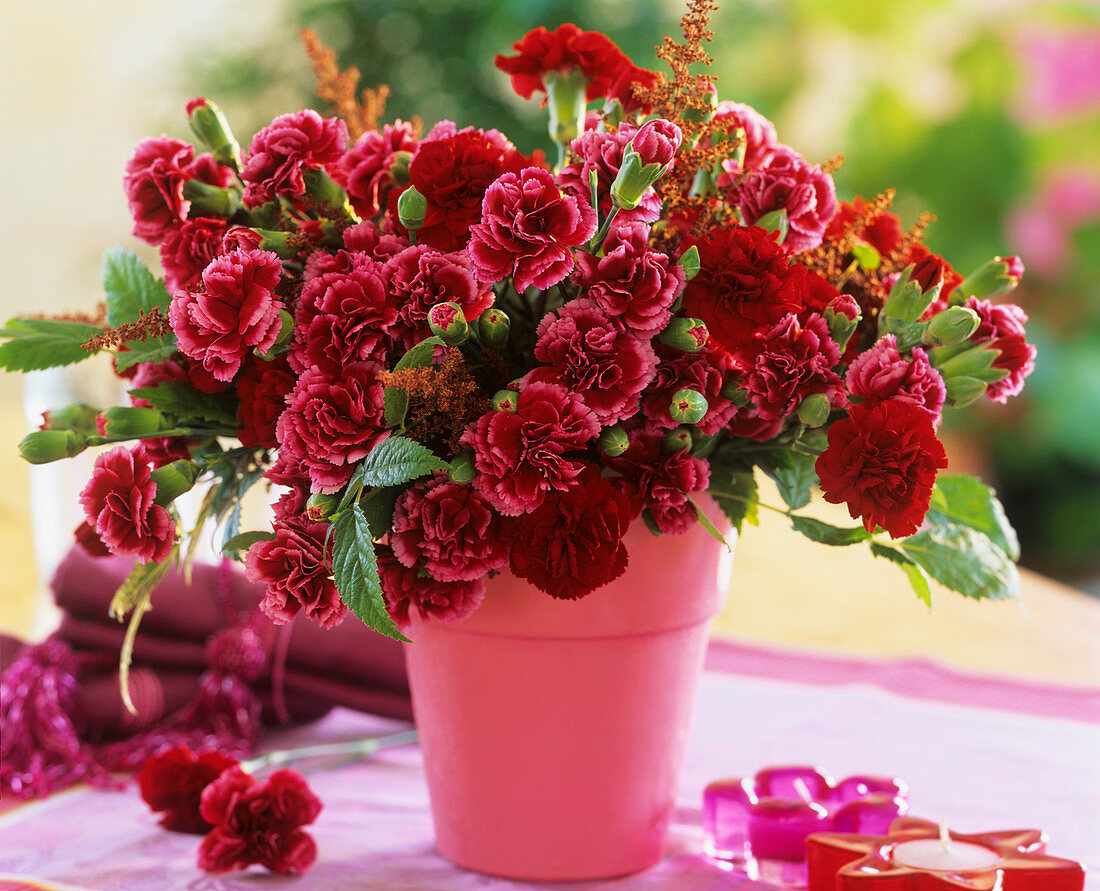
left=703, top=765, right=908, bottom=888
left=806, top=816, right=1085, bottom=890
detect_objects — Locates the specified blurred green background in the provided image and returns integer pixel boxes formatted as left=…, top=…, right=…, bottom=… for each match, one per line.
left=186, top=0, right=1100, bottom=589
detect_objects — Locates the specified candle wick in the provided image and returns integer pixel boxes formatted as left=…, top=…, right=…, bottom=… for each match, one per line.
left=792, top=778, right=814, bottom=804
left=938, top=819, right=952, bottom=853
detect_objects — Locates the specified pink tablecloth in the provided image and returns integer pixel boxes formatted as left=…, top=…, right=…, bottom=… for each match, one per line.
left=1, top=637, right=1097, bottom=890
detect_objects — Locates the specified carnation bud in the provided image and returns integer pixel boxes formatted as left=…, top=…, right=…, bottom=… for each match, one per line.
left=305, top=491, right=341, bottom=521
left=944, top=375, right=988, bottom=408
left=389, top=150, right=413, bottom=185
left=428, top=302, right=470, bottom=346
left=597, top=425, right=630, bottom=458
left=677, top=244, right=701, bottom=281
left=544, top=68, right=588, bottom=147
left=302, top=168, right=356, bottom=220
left=662, top=427, right=693, bottom=454
left=186, top=97, right=241, bottom=170
left=932, top=342, right=1010, bottom=384
left=150, top=459, right=198, bottom=507
left=398, top=186, right=428, bottom=234
left=956, top=256, right=1025, bottom=303
left=492, top=389, right=518, bottom=412
left=448, top=450, right=476, bottom=484
left=611, top=120, right=682, bottom=211
left=182, top=179, right=239, bottom=218
left=880, top=265, right=935, bottom=329
left=796, top=392, right=831, bottom=428
left=97, top=406, right=166, bottom=438
left=659, top=317, right=708, bottom=352
left=248, top=229, right=299, bottom=259
left=477, top=307, right=511, bottom=350
left=923, top=306, right=981, bottom=348
left=752, top=208, right=789, bottom=244
left=39, top=402, right=100, bottom=433
left=824, top=295, right=861, bottom=352
left=720, top=380, right=751, bottom=406
left=18, top=429, right=85, bottom=464
left=669, top=388, right=708, bottom=425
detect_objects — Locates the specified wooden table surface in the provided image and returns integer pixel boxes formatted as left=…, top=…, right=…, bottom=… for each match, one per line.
left=1, top=375, right=1097, bottom=687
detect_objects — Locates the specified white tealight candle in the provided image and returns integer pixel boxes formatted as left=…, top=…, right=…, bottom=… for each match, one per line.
left=891, top=838, right=1003, bottom=872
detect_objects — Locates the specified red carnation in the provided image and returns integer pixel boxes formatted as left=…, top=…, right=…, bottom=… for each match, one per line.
left=378, top=544, right=485, bottom=627
left=824, top=197, right=904, bottom=255
left=159, top=216, right=229, bottom=293
left=276, top=363, right=389, bottom=494
left=682, top=225, right=805, bottom=359
left=468, top=166, right=597, bottom=291
left=500, top=468, right=632, bottom=600
left=236, top=355, right=296, bottom=450
left=390, top=473, right=509, bottom=583
left=906, top=244, right=963, bottom=303
left=79, top=446, right=176, bottom=564
left=333, top=120, right=418, bottom=217
left=574, top=220, right=684, bottom=333
left=736, top=146, right=837, bottom=253
left=139, top=744, right=239, bottom=834
left=402, top=125, right=529, bottom=252
left=383, top=244, right=493, bottom=349
left=816, top=399, right=948, bottom=538
left=559, top=124, right=662, bottom=225
left=846, top=335, right=946, bottom=422
left=713, top=101, right=778, bottom=179
left=743, top=312, right=843, bottom=421
left=527, top=299, right=657, bottom=425
left=245, top=515, right=347, bottom=629
left=241, top=109, right=347, bottom=207
left=965, top=297, right=1037, bottom=403
left=198, top=766, right=321, bottom=875
left=607, top=62, right=661, bottom=115
left=123, top=136, right=195, bottom=245
left=464, top=381, right=599, bottom=516
left=168, top=249, right=284, bottom=383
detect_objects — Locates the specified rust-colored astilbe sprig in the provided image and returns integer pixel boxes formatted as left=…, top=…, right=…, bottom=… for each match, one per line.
left=301, top=28, right=395, bottom=140
left=82, top=308, right=172, bottom=352
left=378, top=350, right=491, bottom=456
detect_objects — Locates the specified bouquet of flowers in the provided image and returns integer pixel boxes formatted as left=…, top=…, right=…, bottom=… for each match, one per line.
left=2, top=2, right=1035, bottom=681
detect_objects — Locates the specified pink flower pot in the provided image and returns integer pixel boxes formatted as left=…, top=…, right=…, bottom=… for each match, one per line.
left=404, top=509, right=735, bottom=881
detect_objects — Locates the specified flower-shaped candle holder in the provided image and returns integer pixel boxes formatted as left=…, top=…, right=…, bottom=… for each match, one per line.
left=806, top=816, right=1085, bottom=890
left=703, top=765, right=908, bottom=888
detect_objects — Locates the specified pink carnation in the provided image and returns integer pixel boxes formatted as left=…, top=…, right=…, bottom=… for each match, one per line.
left=574, top=221, right=684, bottom=333
left=378, top=544, right=485, bottom=627
left=965, top=297, right=1037, bottom=403
left=245, top=515, right=347, bottom=629
left=713, top=101, right=778, bottom=180
left=333, top=121, right=418, bottom=218
left=630, top=119, right=682, bottom=167
left=123, top=137, right=195, bottom=245
left=383, top=245, right=493, bottom=349
left=608, top=426, right=710, bottom=535
left=168, top=249, right=284, bottom=382
left=241, top=110, right=348, bottom=207
left=743, top=312, right=843, bottom=421
left=846, top=335, right=946, bottom=422
left=464, top=381, right=599, bottom=516
left=468, top=166, right=597, bottom=292
left=391, top=473, right=509, bottom=582
left=159, top=216, right=229, bottom=293
left=527, top=299, right=657, bottom=425
left=276, top=363, right=389, bottom=494
left=736, top=146, right=837, bottom=253
left=559, top=124, right=662, bottom=225
left=79, top=446, right=176, bottom=564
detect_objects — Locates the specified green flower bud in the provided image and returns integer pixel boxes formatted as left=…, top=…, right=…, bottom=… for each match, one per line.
left=18, top=429, right=85, bottom=464
left=956, top=256, right=1023, bottom=303
left=720, top=380, right=750, bottom=406
left=428, top=302, right=470, bottom=346
left=302, top=168, right=355, bottom=219
left=389, top=150, right=413, bottom=185
left=880, top=265, right=935, bottom=329
left=186, top=97, right=241, bottom=170
left=669, top=388, right=708, bottom=425
left=182, top=179, right=240, bottom=218
left=398, top=186, right=428, bottom=233
left=98, top=406, right=166, bottom=438
left=677, top=244, right=701, bottom=281
left=150, top=459, right=198, bottom=507
left=492, top=389, right=518, bottom=412
left=597, top=425, right=630, bottom=458
left=610, top=150, right=664, bottom=211
left=796, top=392, right=831, bottom=428
left=250, top=229, right=300, bottom=259
left=933, top=343, right=1009, bottom=383
left=477, top=307, right=511, bottom=350
left=545, top=68, right=588, bottom=147
left=39, top=402, right=100, bottom=434
left=306, top=491, right=341, bottom=521
left=662, top=427, right=692, bottom=453
left=448, top=450, right=476, bottom=484
left=659, top=317, right=708, bottom=352
left=944, top=376, right=988, bottom=408
left=851, top=241, right=881, bottom=270
left=923, top=306, right=980, bottom=348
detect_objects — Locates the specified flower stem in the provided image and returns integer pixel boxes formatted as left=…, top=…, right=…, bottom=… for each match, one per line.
left=240, top=728, right=418, bottom=774
left=590, top=206, right=619, bottom=251
left=707, top=490, right=791, bottom=517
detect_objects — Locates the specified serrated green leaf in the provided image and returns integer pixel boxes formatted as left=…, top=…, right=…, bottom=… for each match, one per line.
left=114, top=338, right=178, bottom=372
left=756, top=449, right=816, bottom=510
left=332, top=505, right=410, bottom=643
left=926, top=474, right=1020, bottom=561
left=129, top=381, right=239, bottom=428
left=103, top=247, right=171, bottom=327
left=356, top=435, right=450, bottom=488
left=899, top=526, right=1019, bottom=601
left=360, top=485, right=404, bottom=539
left=870, top=541, right=932, bottom=606
left=221, top=530, right=277, bottom=557
left=383, top=336, right=445, bottom=428
left=0, top=318, right=103, bottom=371
left=790, top=515, right=872, bottom=546
left=709, top=468, right=759, bottom=534
left=689, top=495, right=731, bottom=549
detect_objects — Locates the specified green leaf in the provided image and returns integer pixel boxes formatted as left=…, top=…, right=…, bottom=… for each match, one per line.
left=221, top=530, right=276, bottom=557
left=354, top=435, right=450, bottom=489
left=114, top=338, right=178, bottom=372
left=108, top=557, right=172, bottom=620
left=870, top=541, right=932, bottom=606
left=360, top=485, right=404, bottom=539
left=331, top=505, right=410, bottom=643
left=899, top=526, right=1019, bottom=601
left=925, top=474, right=1020, bottom=561
left=790, top=515, right=872, bottom=546
left=0, top=318, right=103, bottom=371
left=753, top=208, right=788, bottom=244
left=102, top=247, right=171, bottom=326
left=383, top=336, right=445, bottom=429
left=129, top=381, right=239, bottom=428
left=756, top=449, right=816, bottom=510
left=709, top=468, right=759, bottom=534
left=851, top=241, right=881, bottom=270
left=689, top=495, right=731, bottom=550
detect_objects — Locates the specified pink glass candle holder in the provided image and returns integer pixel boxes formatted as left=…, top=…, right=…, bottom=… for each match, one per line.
left=806, top=816, right=1085, bottom=890
left=703, top=766, right=908, bottom=888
